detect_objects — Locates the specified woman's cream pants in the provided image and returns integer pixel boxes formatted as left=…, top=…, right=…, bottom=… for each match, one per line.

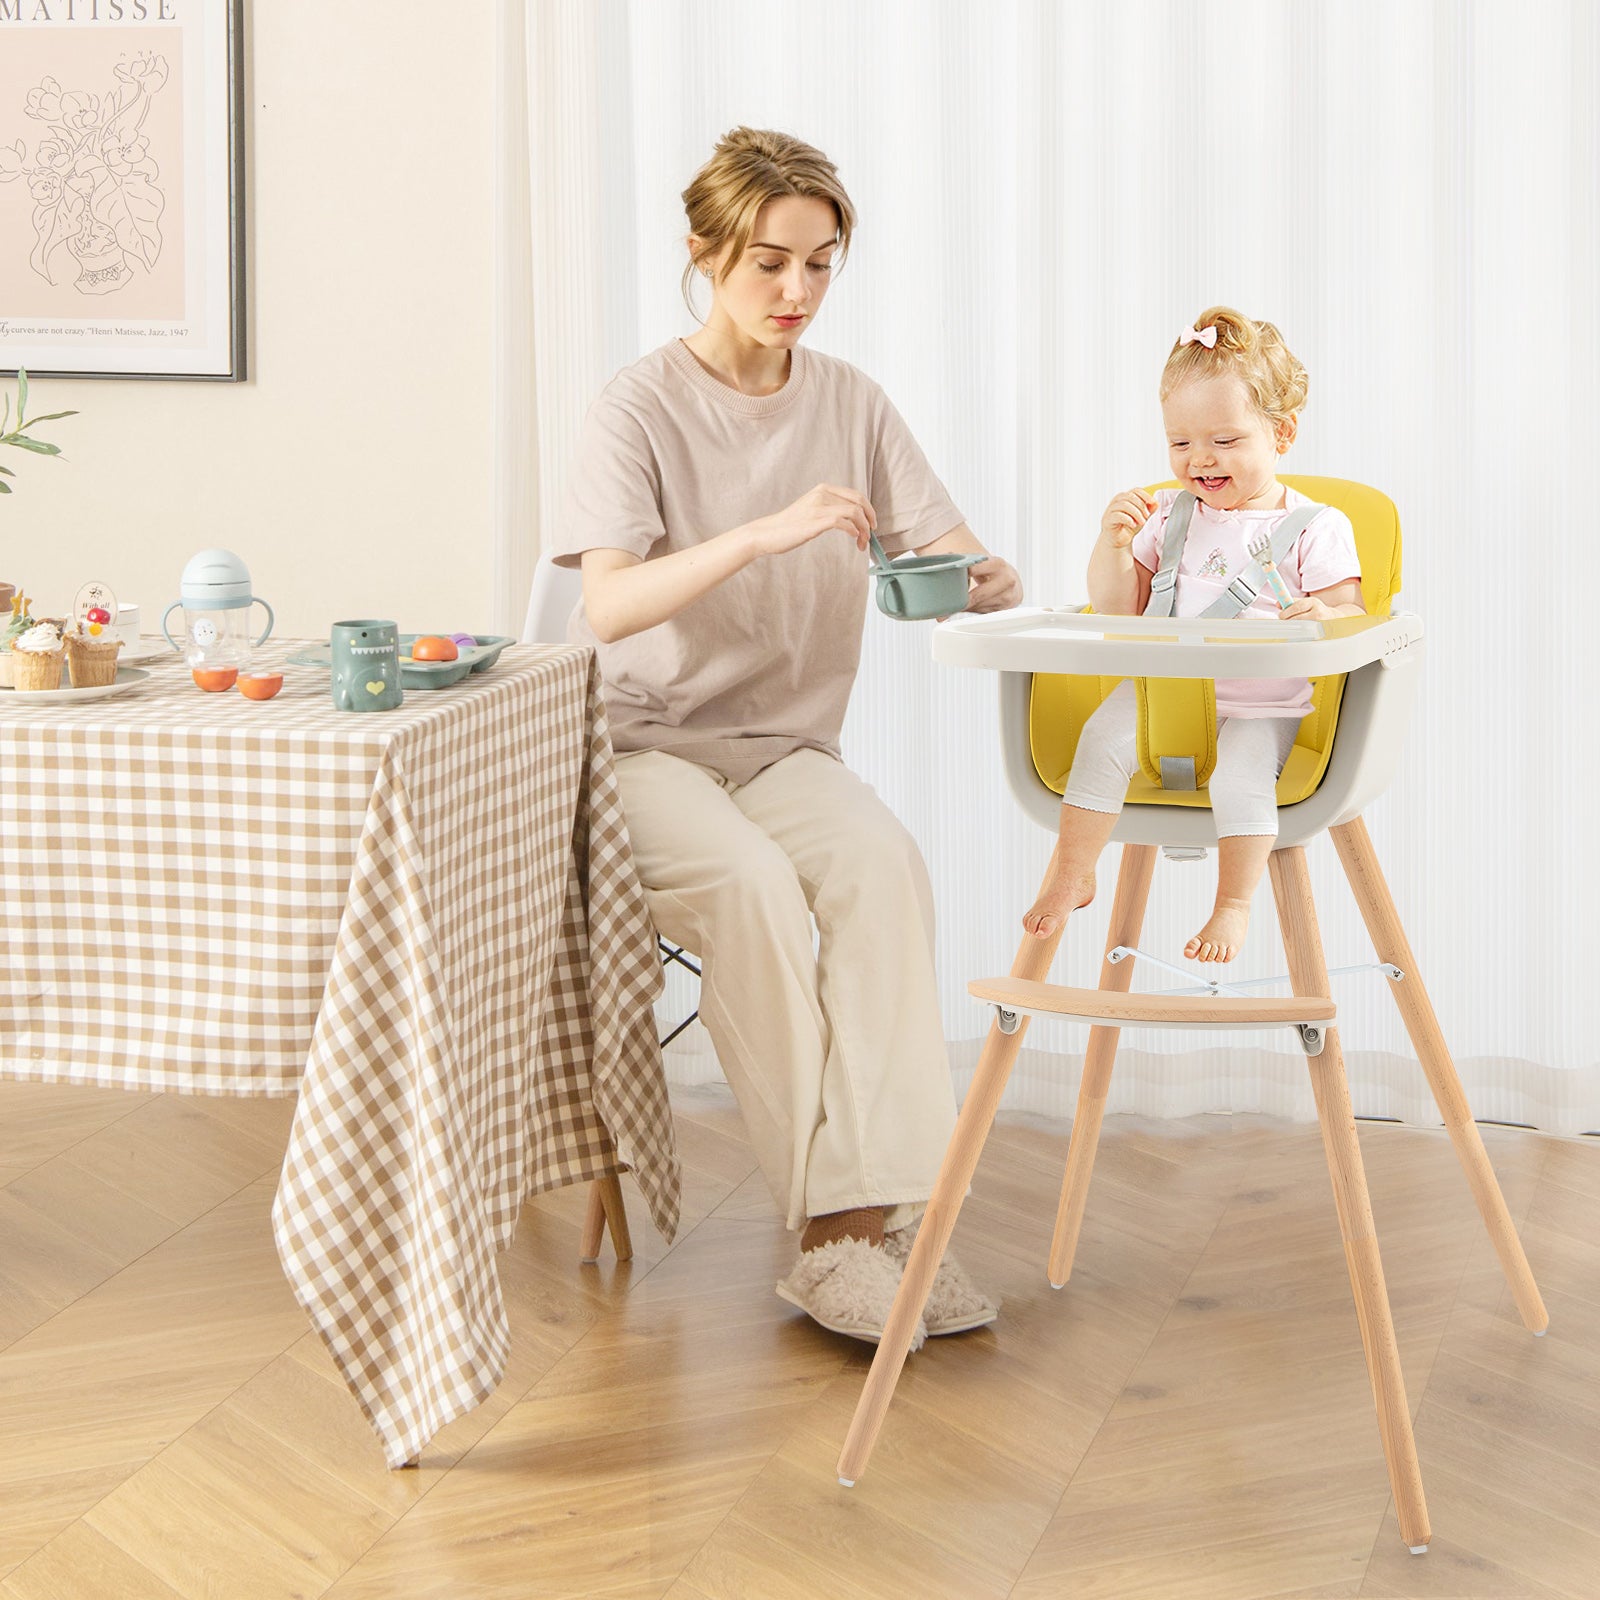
left=616, top=747, right=957, bottom=1232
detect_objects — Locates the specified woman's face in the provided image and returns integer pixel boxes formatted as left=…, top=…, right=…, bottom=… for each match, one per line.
left=698, top=194, right=840, bottom=350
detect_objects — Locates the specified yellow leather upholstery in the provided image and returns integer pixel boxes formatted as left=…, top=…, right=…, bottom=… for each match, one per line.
left=1028, top=475, right=1402, bottom=810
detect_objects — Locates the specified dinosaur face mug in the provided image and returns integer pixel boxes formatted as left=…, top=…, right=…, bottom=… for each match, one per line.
left=330, top=619, right=404, bottom=712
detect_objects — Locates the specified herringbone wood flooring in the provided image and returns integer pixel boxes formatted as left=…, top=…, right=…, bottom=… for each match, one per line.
left=1, top=1076, right=1595, bottom=1599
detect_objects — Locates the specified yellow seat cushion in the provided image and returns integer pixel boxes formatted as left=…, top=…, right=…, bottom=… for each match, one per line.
left=1029, top=476, right=1401, bottom=809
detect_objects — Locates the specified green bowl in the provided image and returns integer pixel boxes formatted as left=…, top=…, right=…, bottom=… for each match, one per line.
left=872, top=554, right=989, bottom=621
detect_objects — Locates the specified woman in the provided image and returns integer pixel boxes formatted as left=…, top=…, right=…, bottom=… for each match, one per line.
left=548, top=127, right=1022, bottom=1345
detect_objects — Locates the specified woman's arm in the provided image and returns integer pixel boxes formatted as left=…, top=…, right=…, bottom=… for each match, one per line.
left=915, top=524, right=1024, bottom=611
left=580, top=482, right=877, bottom=643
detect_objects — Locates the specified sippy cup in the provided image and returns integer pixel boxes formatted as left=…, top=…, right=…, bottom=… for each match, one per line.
left=161, top=550, right=275, bottom=672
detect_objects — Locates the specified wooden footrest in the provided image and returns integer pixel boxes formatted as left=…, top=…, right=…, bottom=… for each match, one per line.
left=969, top=976, right=1335, bottom=1032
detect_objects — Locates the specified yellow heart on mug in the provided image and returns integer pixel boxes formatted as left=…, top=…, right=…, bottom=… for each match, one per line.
left=365, top=680, right=385, bottom=695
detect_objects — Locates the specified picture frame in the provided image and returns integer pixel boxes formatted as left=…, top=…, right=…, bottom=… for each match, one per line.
left=0, top=0, right=246, bottom=381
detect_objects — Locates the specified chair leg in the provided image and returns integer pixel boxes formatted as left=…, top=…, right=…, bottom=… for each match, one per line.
left=1270, top=846, right=1431, bottom=1552
left=1047, top=843, right=1159, bottom=1287
left=579, top=1173, right=633, bottom=1264
left=1330, top=816, right=1548, bottom=1335
left=836, top=846, right=1078, bottom=1488
left=580, top=1182, right=606, bottom=1262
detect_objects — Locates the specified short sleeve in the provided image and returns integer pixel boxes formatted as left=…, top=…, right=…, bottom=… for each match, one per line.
left=868, top=390, right=966, bottom=555
left=1293, top=508, right=1362, bottom=594
left=545, top=395, right=666, bottom=569
left=1127, top=489, right=1176, bottom=575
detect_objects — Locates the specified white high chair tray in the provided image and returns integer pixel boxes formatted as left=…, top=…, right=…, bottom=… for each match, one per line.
left=933, top=607, right=1422, bottom=679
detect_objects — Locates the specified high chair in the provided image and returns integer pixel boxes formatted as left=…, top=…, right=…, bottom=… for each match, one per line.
left=835, top=477, right=1548, bottom=1553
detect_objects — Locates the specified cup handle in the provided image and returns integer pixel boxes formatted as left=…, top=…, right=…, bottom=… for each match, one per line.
left=253, top=598, right=276, bottom=646
left=160, top=600, right=184, bottom=651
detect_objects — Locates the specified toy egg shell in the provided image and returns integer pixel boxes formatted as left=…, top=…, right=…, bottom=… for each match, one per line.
left=449, top=632, right=476, bottom=650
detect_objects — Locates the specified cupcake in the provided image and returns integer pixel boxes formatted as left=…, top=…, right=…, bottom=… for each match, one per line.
left=12, top=622, right=64, bottom=692
left=63, top=622, right=124, bottom=687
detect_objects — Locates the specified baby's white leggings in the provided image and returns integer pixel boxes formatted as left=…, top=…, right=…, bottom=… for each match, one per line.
left=1062, top=681, right=1301, bottom=838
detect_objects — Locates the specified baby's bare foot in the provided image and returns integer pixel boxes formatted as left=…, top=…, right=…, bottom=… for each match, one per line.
left=1023, top=868, right=1096, bottom=940
left=1184, top=897, right=1251, bottom=963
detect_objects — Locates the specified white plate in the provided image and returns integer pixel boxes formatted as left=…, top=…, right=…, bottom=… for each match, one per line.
left=0, top=666, right=151, bottom=703
left=119, top=639, right=170, bottom=665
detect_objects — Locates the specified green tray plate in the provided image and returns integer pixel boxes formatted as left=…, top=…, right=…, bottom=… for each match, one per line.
left=287, top=634, right=516, bottom=689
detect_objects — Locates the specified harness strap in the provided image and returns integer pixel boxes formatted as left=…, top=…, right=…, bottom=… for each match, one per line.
left=1142, top=492, right=1195, bottom=618
left=1197, top=503, right=1324, bottom=618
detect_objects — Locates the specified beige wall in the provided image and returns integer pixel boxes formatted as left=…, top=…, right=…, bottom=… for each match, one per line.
left=3, top=2, right=497, bottom=644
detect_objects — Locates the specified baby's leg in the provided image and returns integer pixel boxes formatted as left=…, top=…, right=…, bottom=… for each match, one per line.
left=1184, top=717, right=1300, bottom=962
left=1025, top=683, right=1137, bottom=939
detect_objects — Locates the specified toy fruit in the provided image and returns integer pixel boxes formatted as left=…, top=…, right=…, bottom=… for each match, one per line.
left=192, top=666, right=238, bottom=692
left=411, top=635, right=458, bottom=662
left=238, top=672, right=284, bottom=701
left=448, top=633, right=476, bottom=651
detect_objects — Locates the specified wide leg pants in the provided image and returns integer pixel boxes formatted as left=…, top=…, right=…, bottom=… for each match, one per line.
left=615, top=747, right=957, bottom=1232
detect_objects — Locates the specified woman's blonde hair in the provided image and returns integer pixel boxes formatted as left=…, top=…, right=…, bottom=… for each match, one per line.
left=1160, top=306, right=1309, bottom=426
left=680, top=127, right=856, bottom=310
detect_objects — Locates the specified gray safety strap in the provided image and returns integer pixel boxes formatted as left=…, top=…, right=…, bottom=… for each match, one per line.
left=1197, top=503, right=1325, bottom=619
left=1141, top=492, right=1196, bottom=618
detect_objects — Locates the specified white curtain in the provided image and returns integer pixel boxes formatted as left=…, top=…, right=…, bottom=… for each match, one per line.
left=500, top=0, right=1600, bottom=1135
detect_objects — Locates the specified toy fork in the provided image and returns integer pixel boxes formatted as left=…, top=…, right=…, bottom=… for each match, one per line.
left=1247, top=527, right=1296, bottom=611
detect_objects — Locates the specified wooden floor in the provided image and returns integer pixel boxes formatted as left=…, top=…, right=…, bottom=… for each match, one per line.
left=1, top=1079, right=1596, bottom=1600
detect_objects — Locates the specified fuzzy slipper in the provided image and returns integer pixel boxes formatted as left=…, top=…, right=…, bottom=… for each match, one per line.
left=883, top=1222, right=1000, bottom=1335
left=776, top=1237, right=927, bottom=1351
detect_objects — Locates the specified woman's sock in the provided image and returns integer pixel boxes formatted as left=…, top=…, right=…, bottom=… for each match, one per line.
left=801, top=1206, right=886, bottom=1253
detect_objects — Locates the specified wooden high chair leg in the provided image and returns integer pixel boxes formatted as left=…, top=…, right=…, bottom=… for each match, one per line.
left=579, top=1174, right=633, bottom=1264
left=1047, top=843, right=1159, bottom=1287
left=837, top=847, right=1079, bottom=1488
left=1270, top=846, right=1431, bottom=1552
left=1329, top=816, right=1548, bottom=1335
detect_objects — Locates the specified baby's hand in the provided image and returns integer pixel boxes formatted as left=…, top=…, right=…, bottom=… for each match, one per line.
left=1100, top=489, right=1158, bottom=550
left=1279, top=596, right=1336, bottom=621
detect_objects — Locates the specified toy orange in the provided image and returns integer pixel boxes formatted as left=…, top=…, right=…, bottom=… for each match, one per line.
left=411, top=635, right=458, bottom=662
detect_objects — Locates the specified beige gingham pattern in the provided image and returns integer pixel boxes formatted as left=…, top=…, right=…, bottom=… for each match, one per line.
left=0, top=643, right=679, bottom=1466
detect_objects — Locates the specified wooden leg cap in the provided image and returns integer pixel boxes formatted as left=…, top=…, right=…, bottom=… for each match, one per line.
left=1409, top=1545, right=1429, bottom=1556
left=838, top=1477, right=855, bottom=1488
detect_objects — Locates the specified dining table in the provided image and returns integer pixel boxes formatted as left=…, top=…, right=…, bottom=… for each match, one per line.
left=0, top=637, right=681, bottom=1466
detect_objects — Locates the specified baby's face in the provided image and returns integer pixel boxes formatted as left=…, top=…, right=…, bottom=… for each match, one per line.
left=1163, top=376, right=1290, bottom=513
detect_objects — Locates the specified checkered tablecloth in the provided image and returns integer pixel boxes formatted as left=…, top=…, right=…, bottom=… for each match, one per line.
left=0, top=641, right=680, bottom=1465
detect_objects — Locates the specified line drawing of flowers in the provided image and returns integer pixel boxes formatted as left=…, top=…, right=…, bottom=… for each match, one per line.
left=0, top=53, right=168, bottom=297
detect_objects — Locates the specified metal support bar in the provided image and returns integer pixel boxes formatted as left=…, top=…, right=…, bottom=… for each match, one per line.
left=1107, top=945, right=1251, bottom=999
left=1153, top=960, right=1404, bottom=996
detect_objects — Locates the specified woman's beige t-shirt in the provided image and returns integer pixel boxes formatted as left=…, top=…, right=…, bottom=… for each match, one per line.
left=548, top=339, right=965, bottom=784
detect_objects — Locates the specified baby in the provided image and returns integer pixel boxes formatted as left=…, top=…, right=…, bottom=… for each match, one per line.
left=1024, top=307, right=1365, bottom=961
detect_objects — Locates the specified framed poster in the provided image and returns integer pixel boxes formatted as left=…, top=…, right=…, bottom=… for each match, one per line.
left=0, top=0, right=245, bottom=380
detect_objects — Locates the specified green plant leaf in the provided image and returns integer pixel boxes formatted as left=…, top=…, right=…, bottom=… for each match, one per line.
left=20, top=410, right=77, bottom=426
left=6, top=436, right=59, bottom=455
left=16, top=369, right=27, bottom=424
left=0, top=461, right=14, bottom=474
left=0, top=480, right=11, bottom=493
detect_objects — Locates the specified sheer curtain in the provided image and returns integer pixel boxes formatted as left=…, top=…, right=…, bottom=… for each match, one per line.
left=499, top=0, right=1600, bottom=1134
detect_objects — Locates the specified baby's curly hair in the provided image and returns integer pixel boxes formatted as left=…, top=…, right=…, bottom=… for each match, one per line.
left=1161, top=307, right=1309, bottom=426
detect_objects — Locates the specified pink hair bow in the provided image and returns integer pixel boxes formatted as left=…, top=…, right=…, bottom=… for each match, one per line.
left=1180, top=324, right=1218, bottom=349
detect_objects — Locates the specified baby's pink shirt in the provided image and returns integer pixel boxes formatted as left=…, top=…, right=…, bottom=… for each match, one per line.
left=1128, top=487, right=1362, bottom=719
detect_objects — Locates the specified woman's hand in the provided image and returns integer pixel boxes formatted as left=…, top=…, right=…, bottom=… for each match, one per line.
left=1100, top=489, right=1157, bottom=550
left=747, top=483, right=876, bottom=558
left=964, top=556, right=1023, bottom=612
